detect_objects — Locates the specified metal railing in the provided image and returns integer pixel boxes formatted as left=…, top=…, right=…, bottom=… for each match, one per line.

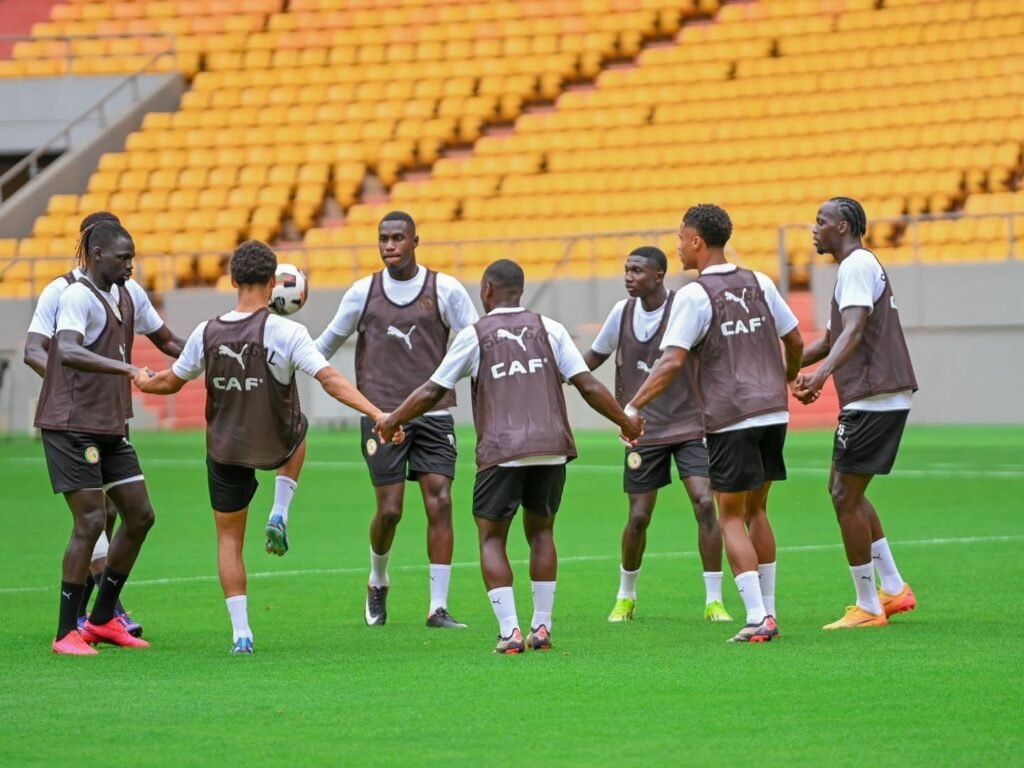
left=777, top=209, right=1023, bottom=294
left=0, top=33, right=176, bottom=203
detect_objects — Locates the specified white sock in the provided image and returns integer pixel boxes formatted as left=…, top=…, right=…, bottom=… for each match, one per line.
left=225, top=595, right=251, bottom=641
left=734, top=570, right=766, bottom=625
left=618, top=566, right=640, bottom=599
left=270, top=476, right=297, bottom=523
left=487, top=586, right=519, bottom=637
left=851, top=562, right=883, bottom=614
left=758, top=562, right=777, bottom=617
left=871, top=538, right=905, bottom=595
left=369, top=547, right=390, bottom=588
left=428, top=564, right=451, bottom=613
left=703, top=571, right=723, bottom=604
left=531, top=581, right=556, bottom=632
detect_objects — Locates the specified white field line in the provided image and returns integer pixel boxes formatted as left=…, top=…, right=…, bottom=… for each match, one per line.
left=1, top=534, right=1021, bottom=596
left=6, top=456, right=1024, bottom=479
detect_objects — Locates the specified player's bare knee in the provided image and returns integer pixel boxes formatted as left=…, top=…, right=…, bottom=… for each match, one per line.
left=376, top=503, right=403, bottom=527
left=692, top=498, right=716, bottom=529
left=126, top=502, right=156, bottom=539
left=626, top=510, right=652, bottom=535
left=73, top=506, right=106, bottom=544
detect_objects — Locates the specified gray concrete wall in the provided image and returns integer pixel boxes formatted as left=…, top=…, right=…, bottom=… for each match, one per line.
left=1, top=260, right=1021, bottom=433
left=810, top=260, right=1024, bottom=424
left=0, top=73, right=184, bottom=238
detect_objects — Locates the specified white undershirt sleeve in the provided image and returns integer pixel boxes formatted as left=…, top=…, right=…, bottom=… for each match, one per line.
left=590, top=301, right=625, bottom=356
left=430, top=326, right=479, bottom=389
left=314, top=280, right=369, bottom=358
left=171, top=322, right=207, bottom=380
left=755, top=273, right=800, bottom=337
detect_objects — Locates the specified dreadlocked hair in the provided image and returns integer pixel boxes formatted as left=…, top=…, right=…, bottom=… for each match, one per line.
left=74, top=211, right=121, bottom=267
left=829, top=197, right=867, bottom=237
left=76, top=220, right=132, bottom=268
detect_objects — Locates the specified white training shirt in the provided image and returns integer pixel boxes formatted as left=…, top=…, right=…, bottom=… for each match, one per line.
left=173, top=311, right=330, bottom=386
left=431, top=307, right=589, bottom=466
left=828, top=249, right=913, bottom=412
left=315, top=265, right=479, bottom=358
left=54, top=275, right=165, bottom=347
left=660, top=263, right=799, bottom=434
left=590, top=297, right=668, bottom=355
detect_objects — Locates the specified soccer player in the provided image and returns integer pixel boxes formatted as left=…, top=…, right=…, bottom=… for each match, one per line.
left=315, top=211, right=479, bottom=628
left=376, top=259, right=644, bottom=654
left=134, top=241, right=400, bottom=653
left=626, top=205, right=804, bottom=643
left=36, top=219, right=158, bottom=654
left=793, top=197, right=918, bottom=630
left=584, top=245, right=731, bottom=623
left=24, top=211, right=183, bottom=637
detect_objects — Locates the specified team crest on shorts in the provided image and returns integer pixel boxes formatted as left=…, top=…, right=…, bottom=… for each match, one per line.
left=83, top=446, right=100, bottom=464
left=366, top=438, right=378, bottom=456
left=627, top=451, right=642, bottom=470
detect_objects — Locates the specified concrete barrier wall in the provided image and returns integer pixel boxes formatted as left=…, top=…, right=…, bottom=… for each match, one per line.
left=0, top=73, right=184, bottom=238
left=1, top=259, right=1021, bottom=432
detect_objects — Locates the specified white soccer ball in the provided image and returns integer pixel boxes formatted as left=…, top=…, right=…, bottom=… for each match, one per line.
left=269, top=263, right=308, bottom=316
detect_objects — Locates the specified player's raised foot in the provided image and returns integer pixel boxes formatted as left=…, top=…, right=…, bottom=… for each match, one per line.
left=365, top=584, right=388, bottom=626
left=426, top=607, right=467, bottom=628
left=879, top=583, right=916, bottom=617
left=231, top=637, right=254, bottom=655
left=494, top=628, right=525, bottom=655
left=703, top=600, right=734, bottom=623
left=115, top=607, right=143, bottom=638
left=52, top=630, right=99, bottom=656
left=82, top=617, right=150, bottom=648
left=822, top=605, right=888, bottom=630
left=607, top=597, right=636, bottom=622
left=526, top=625, right=552, bottom=651
left=264, top=514, right=289, bottom=557
left=727, top=615, right=779, bottom=643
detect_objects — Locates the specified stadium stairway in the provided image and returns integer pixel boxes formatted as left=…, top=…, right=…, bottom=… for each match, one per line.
left=786, top=290, right=836, bottom=430
left=132, top=336, right=206, bottom=429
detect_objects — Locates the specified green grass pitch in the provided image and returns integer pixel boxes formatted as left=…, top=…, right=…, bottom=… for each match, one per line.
left=1, top=425, right=1022, bottom=767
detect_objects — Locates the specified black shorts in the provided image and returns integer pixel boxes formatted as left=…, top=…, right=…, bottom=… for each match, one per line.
left=833, top=409, right=909, bottom=476
left=705, top=423, right=788, bottom=493
left=473, top=464, right=566, bottom=521
left=41, top=429, right=143, bottom=495
left=360, top=414, right=456, bottom=487
left=207, top=456, right=260, bottom=513
left=624, top=439, right=709, bottom=494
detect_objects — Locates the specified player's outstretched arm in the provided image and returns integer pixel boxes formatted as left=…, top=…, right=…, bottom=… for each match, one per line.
left=56, top=330, right=137, bottom=377
left=625, top=346, right=687, bottom=411
left=23, top=332, right=49, bottom=378
left=134, top=368, right=186, bottom=395
left=376, top=381, right=450, bottom=442
left=146, top=325, right=185, bottom=359
left=582, top=349, right=610, bottom=372
left=569, top=371, right=643, bottom=440
left=794, top=308, right=864, bottom=403
left=315, top=365, right=384, bottom=420
left=801, top=334, right=830, bottom=367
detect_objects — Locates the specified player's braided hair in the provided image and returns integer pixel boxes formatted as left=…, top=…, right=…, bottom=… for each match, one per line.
left=74, top=211, right=121, bottom=267
left=629, top=245, right=667, bottom=272
left=76, top=219, right=132, bottom=268
left=829, top=197, right=867, bottom=237
left=230, top=240, right=277, bottom=285
left=682, top=204, right=733, bottom=248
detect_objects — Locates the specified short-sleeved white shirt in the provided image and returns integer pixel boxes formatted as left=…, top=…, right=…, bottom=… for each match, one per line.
left=55, top=277, right=165, bottom=348
left=660, top=264, right=799, bottom=433
left=314, top=265, right=479, bottom=358
left=830, top=249, right=913, bottom=412
left=590, top=297, right=668, bottom=355
left=172, top=311, right=329, bottom=386
left=30, top=268, right=163, bottom=340
left=431, top=307, right=588, bottom=466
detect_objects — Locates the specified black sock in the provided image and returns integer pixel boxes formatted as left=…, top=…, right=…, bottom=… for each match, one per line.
left=79, top=573, right=97, bottom=618
left=89, top=568, right=130, bottom=626
left=57, top=581, right=86, bottom=641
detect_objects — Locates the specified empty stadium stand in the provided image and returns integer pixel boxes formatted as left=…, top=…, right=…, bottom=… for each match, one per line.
left=0, top=0, right=1021, bottom=298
